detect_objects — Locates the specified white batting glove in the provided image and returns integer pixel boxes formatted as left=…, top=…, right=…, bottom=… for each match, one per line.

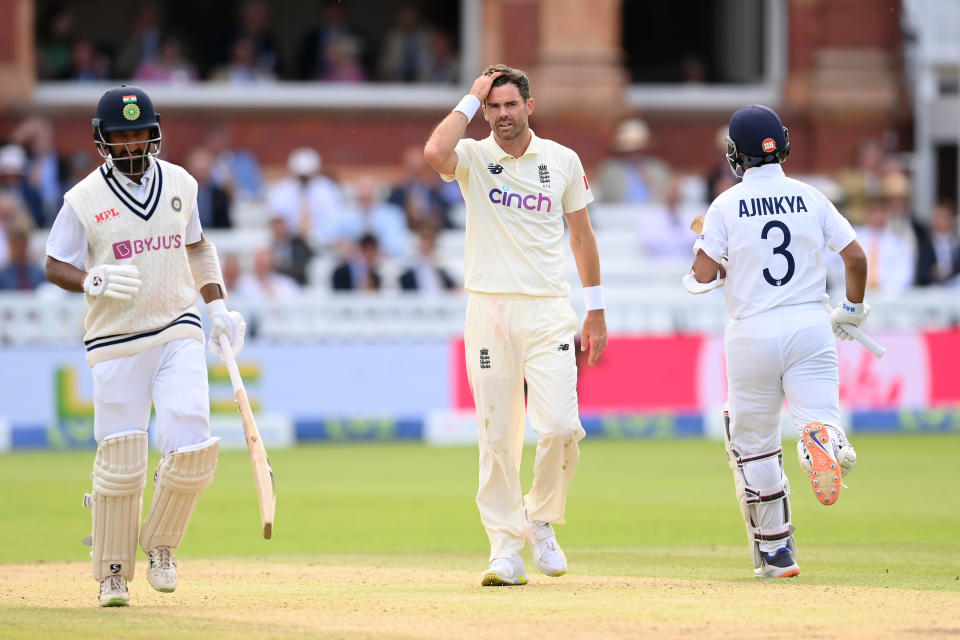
left=206, top=299, right=246, bottom=357
left=829, top=297, right=871, bottom=341
left=82, top=264, right=141, bottom=300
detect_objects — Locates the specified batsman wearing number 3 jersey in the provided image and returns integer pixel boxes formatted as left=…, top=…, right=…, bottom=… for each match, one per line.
left=688, top=105, right=869, bottom=578
left=425, top=64, right=607, bottom=586
left=44, top=85, right=246, bottom=606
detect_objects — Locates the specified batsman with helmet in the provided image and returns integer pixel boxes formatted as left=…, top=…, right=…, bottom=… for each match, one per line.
left=686, top=105, right=868, bottom=577
left=44, top=85, right=245, bottom=606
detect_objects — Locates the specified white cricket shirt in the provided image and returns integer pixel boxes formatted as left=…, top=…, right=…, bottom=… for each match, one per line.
left=698, top=163, right=856, bottom=320
left=441, top=130, right=593, bottom=296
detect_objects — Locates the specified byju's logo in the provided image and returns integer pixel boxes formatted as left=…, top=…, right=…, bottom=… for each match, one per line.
left=112, top=235, right=183, bottom=260
left=487, top=163, right=504, bottom=174
left=488, top=185, right=552, bottom=213
left=112, top=240, right=133, bottom=260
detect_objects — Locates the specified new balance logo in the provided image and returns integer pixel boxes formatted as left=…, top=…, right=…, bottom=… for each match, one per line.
left=557, top=343, right=570, bottom=351
left=487, top=163, right=504, bottom=174
left=479, top=348, right=491, bottom=369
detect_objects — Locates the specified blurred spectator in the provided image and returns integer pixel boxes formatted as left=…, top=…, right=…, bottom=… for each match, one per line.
left=0, top=145, right=43, bottom=228
left=399, top=223, right=456, bottom=292
left=70, top=38, right=110, bottom=81
left=419, top=30, right=458, bottom=83
left=203, top=124, right=263, bottom=200
left=0, top=194, right=35, bottom=269
left=332, top=232, right=381, bottom=291
left=377, top=3, right=432, bottom=83
left=10, top=118, right=62, bottom=227
left=61, top=151, right=97, bottom=195
left=320, top=34, right=367, bottom=82
left=881, top=166, right=919, bottom=253
left=0, top=224, right=44, bottom=291
left=212, top=0, right=279, bottom=79
left=838, top=139, right=887, bottom=226
left=269, top=216, right=314, bottom=286
left=187, top=149, right=232, bottom=228
left=235, top=247, right=299, bottom=300
left=267, top=148, right=345, bottom=247
left=115, top=2, right=163, bottom=79
left=388, top=145, right=455, bottom=229
left=211, top=36, right=277, bottom=85
left=637, top=177, right=695, bottom=259
left=596, top=118, right=672, bottom=204
left=704, top=125, right=739, bottom=203
left=336, top=176, right=409, bottom=259
left=855, top=197, right=915, bottom=294
left=134, top=34, right=197, bottom=83
left=221, top=253, right=241, bottom=293
left=915, top=201, right=960, bottom=286
left=36, top=6, right=75, bottom=79
left=298, top=0, right=368, bottom=81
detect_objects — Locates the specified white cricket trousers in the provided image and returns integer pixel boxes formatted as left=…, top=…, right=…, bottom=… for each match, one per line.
left=724, top=301, right=841, bottom=457
left=91, top=338, right=211, bottom=455
left=464, top=293, right=586, bottom=560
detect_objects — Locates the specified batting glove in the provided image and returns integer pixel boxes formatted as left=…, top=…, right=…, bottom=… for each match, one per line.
left=82, top=264, right=141, bottom=300
left=206, top=299, right=246, bottom=357
left=829, top=297, right=871, bottom=341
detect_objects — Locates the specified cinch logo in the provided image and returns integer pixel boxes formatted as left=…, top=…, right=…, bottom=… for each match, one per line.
left=95, top=208, right=120, bottom=224
left=488, top=186, right=552, bottom=212
left=112, top=234, right=183, bottom=260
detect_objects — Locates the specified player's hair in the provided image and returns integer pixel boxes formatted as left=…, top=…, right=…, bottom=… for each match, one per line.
left=487, top=64, right=530, bottom=100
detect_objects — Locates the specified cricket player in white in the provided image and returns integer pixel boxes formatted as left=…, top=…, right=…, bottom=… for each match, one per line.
left=687, top=105, right=867, bottom=577
left=45, top=85, right=245, bottom=606
left=424, top=64, right=607, bottom=586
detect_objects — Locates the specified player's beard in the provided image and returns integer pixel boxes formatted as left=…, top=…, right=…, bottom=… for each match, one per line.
left=494, top=117, right=525, bottom=141
left=112, top=150, right=149, bottom=177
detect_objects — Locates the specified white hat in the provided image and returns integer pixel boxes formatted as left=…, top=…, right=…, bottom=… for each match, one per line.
left=613, top=119, right=651, bottom=153
left=0, top=145, right=27, bottom=175
left=288, top=147, right=320, bottom=176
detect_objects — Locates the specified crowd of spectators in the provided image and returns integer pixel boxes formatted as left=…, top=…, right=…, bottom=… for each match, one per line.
left=0, top=108, right=957, bottom=297
left=35, top=1, right=460, bottom=86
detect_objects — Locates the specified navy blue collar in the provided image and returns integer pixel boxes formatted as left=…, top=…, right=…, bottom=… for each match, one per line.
left=99, top=162, right=164, bottom=221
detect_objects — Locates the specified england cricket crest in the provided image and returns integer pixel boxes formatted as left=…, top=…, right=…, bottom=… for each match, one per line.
left=538, top=164, right=551, bottom=188
left=479, top=348, right=491, bottom=369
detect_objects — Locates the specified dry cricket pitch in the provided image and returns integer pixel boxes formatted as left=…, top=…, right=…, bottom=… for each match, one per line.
left=2, top=558, right=959, bottom=639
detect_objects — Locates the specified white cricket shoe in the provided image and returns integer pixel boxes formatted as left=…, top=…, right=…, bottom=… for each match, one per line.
left=522, top=508, right=567, bottom=577
left=98, top=575, right=130, bottom=607
left=146, top=546, right=177, bottom=593
left=754, top=546, right=801, bottom=578
left=481, top=554, right=529, bottom=586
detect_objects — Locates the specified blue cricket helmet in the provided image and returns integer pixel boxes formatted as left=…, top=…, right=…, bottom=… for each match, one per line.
left=725, top=104, right=790, bottom=177
left=91, top=84, right=162, bottom=169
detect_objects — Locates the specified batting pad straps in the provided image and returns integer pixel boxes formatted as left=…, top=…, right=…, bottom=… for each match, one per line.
left=91, top=430, right=148, bottom=581
left=187, top=239, right=226, bottom=299
left=140, top=437, right=220, bottom=552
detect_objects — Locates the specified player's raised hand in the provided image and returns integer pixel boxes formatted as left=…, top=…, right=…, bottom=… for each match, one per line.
left=82, top=264, right=141, bottom=300
left=581, top=310, right=608, bottom=366
left=469, top=69, right=503, bottom=102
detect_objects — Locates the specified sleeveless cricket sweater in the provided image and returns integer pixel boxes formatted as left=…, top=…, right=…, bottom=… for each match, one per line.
left=65, top=159, right=204, bottom=365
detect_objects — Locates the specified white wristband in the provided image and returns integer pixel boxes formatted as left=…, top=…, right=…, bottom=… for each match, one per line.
left=453, top=94, right=481, bottom=122
left=206, top=299, right=227, bottom=316
left=583, top=285, right=606, bottom=311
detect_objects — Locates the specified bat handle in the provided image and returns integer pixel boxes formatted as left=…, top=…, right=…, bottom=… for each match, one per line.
left=841, top=324, right=886, bottom=358
left=218, top=334, right=244, bottom=392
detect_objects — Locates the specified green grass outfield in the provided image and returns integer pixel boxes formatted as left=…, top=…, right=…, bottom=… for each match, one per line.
left=1, top=434, right=959, bottom=639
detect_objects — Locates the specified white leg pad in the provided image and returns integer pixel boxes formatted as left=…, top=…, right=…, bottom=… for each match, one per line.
left=140, top=437, right=219, bottom=552
left=91, top=430, right=148, bottom=581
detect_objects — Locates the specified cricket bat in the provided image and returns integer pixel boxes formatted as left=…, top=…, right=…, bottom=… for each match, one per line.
left=218, top=334, right=276, bottom=539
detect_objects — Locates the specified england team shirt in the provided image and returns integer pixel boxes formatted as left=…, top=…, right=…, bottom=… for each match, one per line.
left=442, top=131, right=593, bottom=296
left=698, top=163, right=856, bottom=320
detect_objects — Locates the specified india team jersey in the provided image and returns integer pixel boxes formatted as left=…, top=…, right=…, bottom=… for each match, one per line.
left=442, top=131, right=593, bottom=296
left=56, top=159, right=204, bottom=364
left=698, top=163, right=856, bottom=320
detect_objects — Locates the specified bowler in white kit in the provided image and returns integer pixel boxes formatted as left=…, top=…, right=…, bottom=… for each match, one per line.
left=44, top=85, right=246, bottom=606
left=424, top=64, right=607, bottom=586
left=687, top=104, right=869, bottom=577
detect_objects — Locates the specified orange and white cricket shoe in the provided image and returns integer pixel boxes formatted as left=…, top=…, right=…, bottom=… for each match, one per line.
left=801, top=422, right=846, bottom=505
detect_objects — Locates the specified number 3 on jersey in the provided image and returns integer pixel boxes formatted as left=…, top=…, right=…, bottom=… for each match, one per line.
left=761, top=220, right=795, bottom=286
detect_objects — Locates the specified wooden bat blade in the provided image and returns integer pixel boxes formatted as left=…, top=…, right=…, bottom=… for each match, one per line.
left=235, top=386, right=276, bottom=539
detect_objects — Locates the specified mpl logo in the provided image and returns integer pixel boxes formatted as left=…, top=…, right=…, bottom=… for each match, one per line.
left=95, top=208, right=120, bottom=225
left=112, top=234, right=183, bottom=260
left=488, top=185, right=552, bottom=213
